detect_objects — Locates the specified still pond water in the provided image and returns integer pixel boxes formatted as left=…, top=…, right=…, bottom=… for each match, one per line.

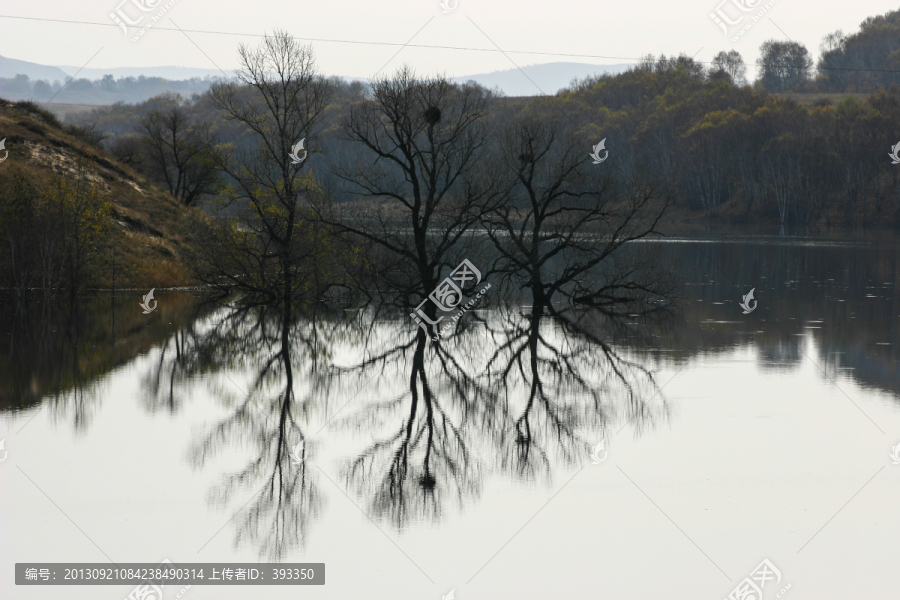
left=2, top=233, right=900, bottom=600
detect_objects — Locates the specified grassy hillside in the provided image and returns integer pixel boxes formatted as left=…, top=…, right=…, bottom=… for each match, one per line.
left=0, top=98, right=202, bottom=289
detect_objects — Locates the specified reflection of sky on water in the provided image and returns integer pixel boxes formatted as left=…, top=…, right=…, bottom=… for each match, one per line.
left=2, top=235, right=899, bottom=599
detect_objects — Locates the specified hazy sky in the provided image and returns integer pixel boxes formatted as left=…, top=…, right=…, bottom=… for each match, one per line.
left=1, top=0, right=898, bottom=81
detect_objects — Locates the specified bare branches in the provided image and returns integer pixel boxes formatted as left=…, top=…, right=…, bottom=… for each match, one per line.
left=192, top=30, right=338, bottom=305
left=483, top=117, right=672, bottom=312
left=320, top=68, right=505, bottom=314
left=138, top=99, right=221, bottom=206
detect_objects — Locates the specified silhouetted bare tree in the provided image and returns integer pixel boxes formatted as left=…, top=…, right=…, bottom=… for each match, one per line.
left=484, top=117, right=675, bottom=313
left=198, top=30, right=336, bottom=305
left=316, top=67, right=505, bottom=333
left=138, top=97, right=221, bottom=206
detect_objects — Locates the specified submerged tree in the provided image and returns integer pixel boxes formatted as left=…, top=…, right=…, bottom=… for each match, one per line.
left=484, top=116, right=674, bottom=314
left=190, top=30, right=337, bottom=305
left=472, top=117, right=677, bottom=477
left=316, top=68, right=505, bottom=331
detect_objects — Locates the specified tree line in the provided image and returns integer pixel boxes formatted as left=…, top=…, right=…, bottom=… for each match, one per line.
left=57, top=7, right=900, bottom=235
left=563, top=53, right=900, bottom=229
left=0, top=73, right=221, bottom=105
left=6, top=19, right=900, bottom=309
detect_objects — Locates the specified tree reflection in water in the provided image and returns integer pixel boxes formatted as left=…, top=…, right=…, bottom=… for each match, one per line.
left=146, top=303, right=361, bottom=558
left=140, top=296, right=674, bottom=557
left=482, top=300, right=671, bottom=481
left=333, top=297, right=673, bottom=531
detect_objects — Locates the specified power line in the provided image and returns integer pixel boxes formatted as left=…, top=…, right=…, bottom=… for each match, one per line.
left=0, top=14, right=651, bottom=62
left=3, top=14, right=900, bottom=75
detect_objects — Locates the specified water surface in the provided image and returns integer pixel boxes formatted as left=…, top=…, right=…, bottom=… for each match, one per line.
left=2, top=233, right=899, bottom=600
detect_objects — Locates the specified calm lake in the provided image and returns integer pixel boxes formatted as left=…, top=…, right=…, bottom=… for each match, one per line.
left=2, top=232, right=899, bottom=600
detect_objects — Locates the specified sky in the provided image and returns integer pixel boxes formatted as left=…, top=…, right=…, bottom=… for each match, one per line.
left=0, top=0, right=898, bottom=83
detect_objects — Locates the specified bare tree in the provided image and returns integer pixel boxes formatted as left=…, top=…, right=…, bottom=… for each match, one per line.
left=819, top=29, right=846, bottom=55
left=202, top=30, right=334, bottom=305
left=483, top=117, right=673, bottom=313
left=106, top=134, right=144, bottom=167
left=710, top=50, right=748, bottom=85
left=317, top=67, right=505, bottom=332
left=138, top=96, right=220, bottom=206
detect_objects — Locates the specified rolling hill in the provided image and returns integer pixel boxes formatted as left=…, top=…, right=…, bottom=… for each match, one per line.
left=0, top=98, right=202, bottom=289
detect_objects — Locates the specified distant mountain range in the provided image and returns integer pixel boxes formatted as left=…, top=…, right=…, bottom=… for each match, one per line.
left=451, top=62, right=633, bottom=96
left=57, top=65, right=228, bottom=81
left=0, top=55, right=226, bottom=83
left=0, top=55, right=71, bottom=83
left=0, top=54, right=634, bottom=102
